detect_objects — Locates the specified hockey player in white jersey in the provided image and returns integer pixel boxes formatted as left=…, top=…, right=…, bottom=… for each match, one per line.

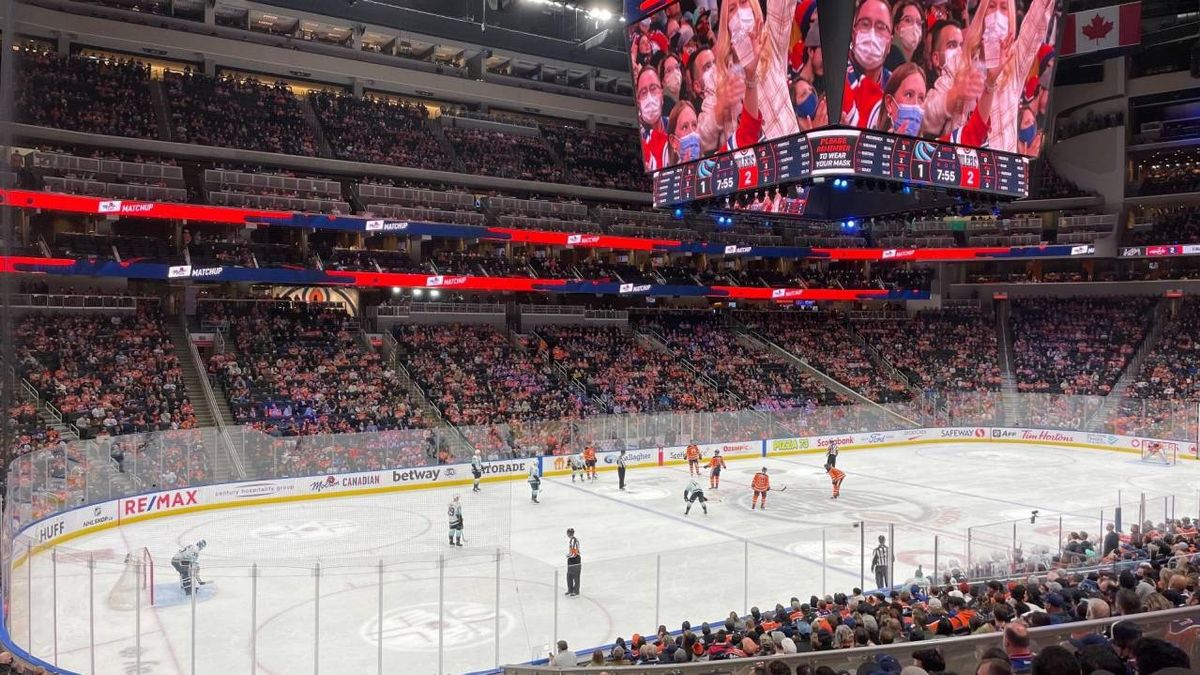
left=471, top=452, right=484, bottom=492
left=528, top=464, right=542, bottom=503
left=568, top=453, right=585, bottom=483
left=171, top=539, right=207, bottom=595
left=448, top=495, right=464, bottom=547
left=683, top=478, right=708, bottom=516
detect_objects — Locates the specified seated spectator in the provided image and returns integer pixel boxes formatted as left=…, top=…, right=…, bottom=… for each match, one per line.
left=311, top=93, right=452, bottom=171
left=164, top=71, right=317, bottom=156
left=205, top=301, right=429, bottom=442
left=16, top=308, right=198, bottom=436
left=540, top=124, right=647, bottom=192
left=392, top=324, right=601, bottom=456
left=444, top=126, right=563, bottom=183
left=16, top=48, right=157, bottom=139
left=1011, top=298, right=1152, bottom=396
left=537, top=326, right=737, bottom=414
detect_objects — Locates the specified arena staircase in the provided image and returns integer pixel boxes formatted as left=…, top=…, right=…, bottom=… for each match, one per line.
left=1082, top=298, right=1171, bottom=430
left=429, top=119, right=464, bottom=173
left=3, top=356, right=80, bottom=442
left=637, top=329, right=748, bottom=411
left=148, top=78, right=174, bottom=142
left=168, top=318, right=240, bottom=481
left=376, top=331, right=476, bottom=456
left=996, top=303, right=1021, bottom=426
left=300, top=97, right=334, bottom=159
left=540, top=136, right=571, bottom=184
left=741, top=331, right=879, bottom=406
left=844, top=322, right=927, bottom=403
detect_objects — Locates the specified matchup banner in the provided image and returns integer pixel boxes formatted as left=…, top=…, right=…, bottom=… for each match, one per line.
left=0, top=255, right=931, bottom=301
left=3, top=189, right=1096, bottom=263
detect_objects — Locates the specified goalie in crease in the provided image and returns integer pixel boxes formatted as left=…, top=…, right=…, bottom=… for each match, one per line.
left=172, top=539, right=208, bottom=595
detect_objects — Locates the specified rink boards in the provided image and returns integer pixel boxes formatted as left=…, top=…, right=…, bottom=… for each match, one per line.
left=13, top=426, right=1197, bottom=567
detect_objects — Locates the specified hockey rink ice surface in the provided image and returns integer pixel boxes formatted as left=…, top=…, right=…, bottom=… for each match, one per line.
left=12, top=441, right=1200, bottom=675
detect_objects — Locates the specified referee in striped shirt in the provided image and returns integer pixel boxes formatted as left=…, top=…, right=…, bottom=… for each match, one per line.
left=871, top=535, right=891, bottom=590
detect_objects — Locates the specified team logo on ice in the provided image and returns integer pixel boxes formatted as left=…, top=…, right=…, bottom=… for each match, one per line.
left=362, top=602, right=514, bottom=651
left=251, top=520, right=359, bottom=541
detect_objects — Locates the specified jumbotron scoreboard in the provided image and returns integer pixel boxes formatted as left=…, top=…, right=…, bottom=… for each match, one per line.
left=653, top=128, right=1029, bottom=208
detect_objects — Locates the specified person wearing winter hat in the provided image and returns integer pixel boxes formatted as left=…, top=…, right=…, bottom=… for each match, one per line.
left=912, top=647, right=945, bottom=673
left=873, top=654, right=902, bottom=674
left=1042, top=592, right=1070, bottom=624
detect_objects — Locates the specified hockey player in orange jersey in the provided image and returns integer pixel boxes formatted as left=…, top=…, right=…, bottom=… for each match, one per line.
left=751, top=467, right=771, bottom=510
left=582, top=445, right=598, bottom=481
left=708, top=451, right=727, bottom=489
left=685, top=443, right=702, bottom=475
left=826, top=464, right=845, bottom=499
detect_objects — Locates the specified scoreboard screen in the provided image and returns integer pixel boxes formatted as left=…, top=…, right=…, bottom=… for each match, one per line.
left=653, top=128, right=1028, bottom=207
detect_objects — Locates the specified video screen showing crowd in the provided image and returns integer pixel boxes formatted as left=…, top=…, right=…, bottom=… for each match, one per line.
left=844, top=0, right=1059, bottom=156
left=630, top=0, right=829, bottom=172
left=631, top=0, right=1060, bottom=172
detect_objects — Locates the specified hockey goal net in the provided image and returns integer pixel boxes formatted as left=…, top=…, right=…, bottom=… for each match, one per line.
left=108, top=547, right=154, bottom=610
left=1140, top=440, right=1178, bottom=465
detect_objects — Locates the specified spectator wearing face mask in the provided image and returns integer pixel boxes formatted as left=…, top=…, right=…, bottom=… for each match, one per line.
left=1016, top=105, right=1041, bottom=156
left=668, top=101, right=702, bottom=165
left=843, top=0, right=894, bottom=129
left=792, top=77, right=826, bottom=132
left=636, top=66, right=671, bottom=171
left=976, top=0, right=1056, bottom=154
left=661, top=53, right=685, bottom=112
left=876, top=63, right=928, bottom=136
left=886, top=0, right=927, bottom=71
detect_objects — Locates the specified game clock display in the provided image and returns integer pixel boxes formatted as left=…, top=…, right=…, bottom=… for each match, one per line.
left=652, top=128, right=1029, bottom=208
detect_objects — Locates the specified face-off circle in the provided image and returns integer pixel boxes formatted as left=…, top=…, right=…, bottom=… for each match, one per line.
left=360, top=602, right=515, bottom=652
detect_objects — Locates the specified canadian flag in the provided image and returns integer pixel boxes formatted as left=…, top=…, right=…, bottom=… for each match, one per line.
left=1060, top=2, right=1141, bottom=57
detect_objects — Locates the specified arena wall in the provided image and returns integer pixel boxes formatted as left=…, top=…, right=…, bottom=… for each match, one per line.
left=12, top=427, right=1198, bottom=567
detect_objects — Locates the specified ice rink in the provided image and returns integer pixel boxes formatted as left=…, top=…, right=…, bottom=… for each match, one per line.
left=12, top=442, right=1200, bottom=675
